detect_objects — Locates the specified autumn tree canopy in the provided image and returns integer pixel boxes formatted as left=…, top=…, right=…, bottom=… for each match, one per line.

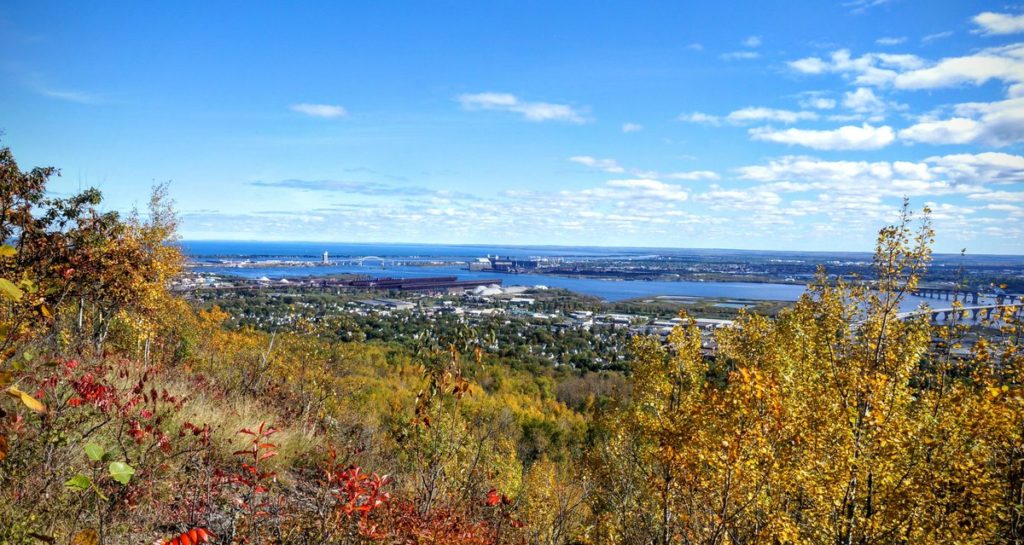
left=0, top=146, right=1021, bottom=545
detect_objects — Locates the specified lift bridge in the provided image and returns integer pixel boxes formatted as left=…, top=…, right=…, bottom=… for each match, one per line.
left=333, top=256, right=394, bottom=267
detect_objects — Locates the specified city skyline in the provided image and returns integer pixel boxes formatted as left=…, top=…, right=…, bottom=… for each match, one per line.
left=1, top=1, right=1023, bottom=253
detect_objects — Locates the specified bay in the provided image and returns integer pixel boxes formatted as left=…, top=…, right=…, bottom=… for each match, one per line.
left=180, top=241, right=956, bottom=310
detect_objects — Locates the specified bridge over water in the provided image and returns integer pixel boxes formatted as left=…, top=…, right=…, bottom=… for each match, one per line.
left=910, top=287, right=1021, bottom=306
left=897, top=302, right=1024, bottom=323
left=332, top=256, right=395, bottom=266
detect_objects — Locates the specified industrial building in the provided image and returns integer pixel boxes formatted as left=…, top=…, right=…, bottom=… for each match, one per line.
left=346, top=276, right=503, bottom=292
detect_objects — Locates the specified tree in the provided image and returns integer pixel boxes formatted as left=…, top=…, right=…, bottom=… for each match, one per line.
left=591, top=203, right=1022, bottom=544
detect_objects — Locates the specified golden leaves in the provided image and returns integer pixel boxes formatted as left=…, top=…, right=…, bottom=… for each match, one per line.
left=70, top=529, right=99, bottom=545
left=0, top=278, right=23, bottom=301
left=6, top=385, right=46, bottom=413
left=601, top=208, right=1022, bottom=544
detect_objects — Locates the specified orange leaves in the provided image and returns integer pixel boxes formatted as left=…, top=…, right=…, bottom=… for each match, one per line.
left=451, top=377, right=471, bottom=398
left=156, top=528, right=215, bottom=545
left=386, top=502, right=497, bottom=545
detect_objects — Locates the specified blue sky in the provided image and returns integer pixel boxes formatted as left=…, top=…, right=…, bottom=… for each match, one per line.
left=1, top=1, right=1023, bottom=253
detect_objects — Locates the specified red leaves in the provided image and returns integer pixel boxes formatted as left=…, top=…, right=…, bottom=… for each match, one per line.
left=231, top=421, right=279, bottom=520
left=387, top=502, right=495, bottom=545
left=484, top=488, right=511, bottom=507
left=235, top=422, right=278, bottom=467
left=71, top=373, right=114, bottom=411
left=320, top=449, right=393, bottom=539
left=239, top=421, right=277, bottom=438
left=179, top=421, right=212, bottom=453
left=318, top=448, right=515, bottom=544
left=129, top=420, right=146, bottom=441
left=157, top=527, right=215, bottom=545
left=328, top=465, right=392, bottom=519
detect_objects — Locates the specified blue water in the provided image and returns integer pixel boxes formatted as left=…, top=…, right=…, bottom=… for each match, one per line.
left=183, top=241, right=644, bottom=260
left=178, top=241, right=953, bottom=309
left=197, top=261, right=808, bottom=302
left=182, top=241, right=807, bottom=302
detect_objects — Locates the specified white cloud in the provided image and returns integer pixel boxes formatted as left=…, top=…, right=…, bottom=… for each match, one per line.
left=38, top=88, right=99, bottom=104
left=695, top=186, right=782, bottom=211
left=789, top=44, right=1024, bottom=92
left=720, top=51, right=760, bottom=60
left=19, top=72, right=102, bottom=104
left=973, top=12, right=1024, bottom=35
left=799, top=94, right=837, bottom=110
left=569, top=156, right=625, bottom=173
left=876, top=36, right=907, bottom=46
left=967, top=190, right=1024, bottom=203
left=845, top=0, right=895, bottom=13
left=788, top=49, right=925, bottom=86
left=899, top=97, right=1024, bottom=146
left=740, top=157, right=900, bottom=187
left=605, top=179, right=689, bottom=201
left=664, top=171, right=721, bottom=181
left=622, top=122, right=643, bottom=133
left=570, top=156, right=719, bottom=181
left=290, top=103, right=348, bottom=118
left=921, top=31, right=954, bottom=43
left=192, top=151, right=1024, bottom=249
left=743, top=36, right=762, bottom=47
left=736, top=153, right=1024, bottom=204
left=925, top=152, right=1024, bottom=184
left=985, top=204, right=1023, bottom=215
left=899, top=118, right=982, bottom=145
left=222, top=175, right=715, bottom=244
left=789, top=57, right=830, bottom=74
left=726, top=107, right=818, bottom=124
left=839, top=87, right=905, bottom=120
left=679, top=112, right=722, bottom=124
left=457, top=92, right=588, bottom=123
left=681, top=108, right=818, bottom=125
left=893, top=44, right=1024, bottom=90
left=687, top=43, right=704, bottom=51
left=749, top=123, right=895, bottom=150
left=842, top=87, right=885, bottom=113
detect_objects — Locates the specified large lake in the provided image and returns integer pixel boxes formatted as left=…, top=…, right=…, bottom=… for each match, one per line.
left=181, top=241, right=953, bottom=309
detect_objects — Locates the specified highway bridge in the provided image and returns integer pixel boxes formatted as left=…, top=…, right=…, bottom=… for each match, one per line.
left=910, top=286, right=1021, bottom=305
left=896, top=302, right=1023, bottom=323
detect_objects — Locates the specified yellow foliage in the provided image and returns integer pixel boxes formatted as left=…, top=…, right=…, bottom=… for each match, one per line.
left=590, top=204, right=1023, bottom=544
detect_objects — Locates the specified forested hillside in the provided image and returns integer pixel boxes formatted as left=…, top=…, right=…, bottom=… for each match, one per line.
left=1, top=145, right=1022, bottom=544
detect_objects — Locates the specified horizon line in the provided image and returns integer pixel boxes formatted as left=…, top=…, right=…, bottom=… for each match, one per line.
left=175, top=238, right=1024, bottom=259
